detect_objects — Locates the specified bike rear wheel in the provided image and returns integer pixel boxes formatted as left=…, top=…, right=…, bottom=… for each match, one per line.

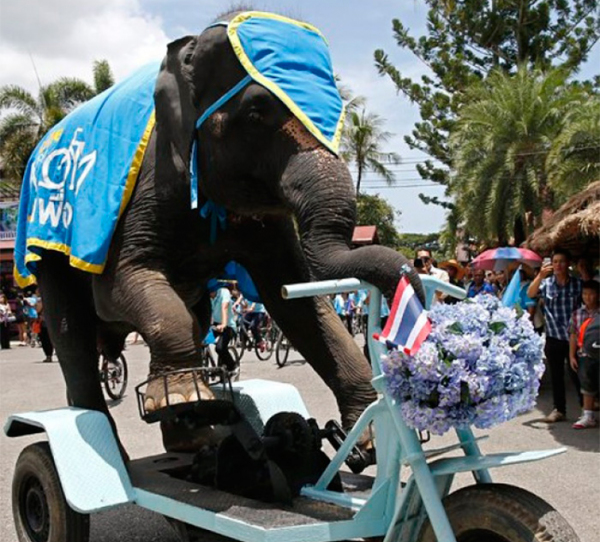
left=102, top=354, right=128, bottom=401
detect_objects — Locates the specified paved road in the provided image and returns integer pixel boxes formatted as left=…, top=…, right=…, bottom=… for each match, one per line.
left=1, top=339, right=598, bottom=542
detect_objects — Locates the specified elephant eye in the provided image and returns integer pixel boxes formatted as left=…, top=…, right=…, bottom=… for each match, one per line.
left=247, top=108, right=264, bottom=123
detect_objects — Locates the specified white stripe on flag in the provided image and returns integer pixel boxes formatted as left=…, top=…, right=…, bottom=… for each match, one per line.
left=386, top=282, right=413, bottom=342
left=405, top=311, right=429, bottom=351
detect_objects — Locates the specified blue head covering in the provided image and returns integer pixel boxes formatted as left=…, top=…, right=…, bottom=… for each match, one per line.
left=190, top=11, right=345, bottom=209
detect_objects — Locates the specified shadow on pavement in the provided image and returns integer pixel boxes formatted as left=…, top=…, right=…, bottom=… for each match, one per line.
left=523, top=374, right=599, bottom=453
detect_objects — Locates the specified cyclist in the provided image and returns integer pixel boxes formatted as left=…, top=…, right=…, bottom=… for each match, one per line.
left=244, top=300, right=267, bottom=351
left=209, top=283, right=239, bottom=374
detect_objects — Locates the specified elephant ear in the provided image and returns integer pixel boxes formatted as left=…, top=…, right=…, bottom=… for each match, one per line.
left=154, top=35, right=202, bottom=176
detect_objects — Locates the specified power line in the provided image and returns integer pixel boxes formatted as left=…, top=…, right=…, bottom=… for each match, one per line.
left=362, top=184, right=444, bottom=189
left=346, top=143, right=600, bottom=170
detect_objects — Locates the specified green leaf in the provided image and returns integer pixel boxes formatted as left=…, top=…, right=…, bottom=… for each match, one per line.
left=447, top=321, right=464, bottom=334
left=460, top=381, right=471, bottom=405
left=489, top=321, right=508, bottom=334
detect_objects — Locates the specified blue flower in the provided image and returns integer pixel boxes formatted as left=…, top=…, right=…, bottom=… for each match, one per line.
left=381, top=295, right=545, bottom=435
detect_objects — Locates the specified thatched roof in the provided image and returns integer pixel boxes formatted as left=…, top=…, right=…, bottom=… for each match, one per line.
left=525, top=181, right=600, bottom=258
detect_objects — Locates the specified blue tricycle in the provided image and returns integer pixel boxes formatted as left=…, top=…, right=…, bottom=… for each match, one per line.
left=5, top=277, right=579, bottom=542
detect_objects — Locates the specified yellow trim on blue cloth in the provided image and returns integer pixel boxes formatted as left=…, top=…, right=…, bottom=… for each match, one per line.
left=14, top=62, right=159, bottom=286
left=119, top=110, right=155, bottom=220
left=226, top=11, right=345, bottom=155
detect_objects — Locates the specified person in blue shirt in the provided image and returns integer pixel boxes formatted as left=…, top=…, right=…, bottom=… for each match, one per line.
left=467, top=269, right=496, bottom=298
left=210, top=285, right=238, bottom=372
left=244, top=300, right=267, bottom=349
left=333, top=293, right=345, bottom=319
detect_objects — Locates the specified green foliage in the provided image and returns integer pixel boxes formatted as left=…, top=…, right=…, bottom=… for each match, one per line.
left=546, top=95, right=600, bottom=201
left=374, top=0, right=600, bottom=211
left=0, top=60, right=114, bottom=183
left=449, top=66, right=594, bottom=245
left=341, top=108, right=401, bottom=196
left=396, top=231, right=444, bottom=259
left=93, top=60, right=115, bottom=94
left=356, top=193, right=400, bottom=248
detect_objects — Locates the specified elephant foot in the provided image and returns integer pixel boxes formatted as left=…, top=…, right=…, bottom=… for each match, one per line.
left=143, top=370, right=233, bottom=453
left=143, top=370, right=215, bottom=412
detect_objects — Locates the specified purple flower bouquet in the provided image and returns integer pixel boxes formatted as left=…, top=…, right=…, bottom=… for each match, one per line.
left=381, top=294, right=545, bottom=435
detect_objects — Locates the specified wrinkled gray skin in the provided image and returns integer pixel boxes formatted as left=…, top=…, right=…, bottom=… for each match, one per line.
left=37, top=11, right=423, bottom=452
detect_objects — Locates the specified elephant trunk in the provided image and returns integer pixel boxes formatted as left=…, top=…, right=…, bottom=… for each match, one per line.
left=282, top=150, right=423, bottom=301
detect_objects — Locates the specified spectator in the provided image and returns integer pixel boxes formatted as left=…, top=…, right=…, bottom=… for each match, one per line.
left=333, top=293, right=345, bottom=321
left=209, top=285, right=238, bottom=373
left=35, top=295, right=54, bottom=362
left=467, top=269, right=496, bottom=298
left=23, top=289, right=39, bottom=344
left=344, top=291, right=356, bottom=335
left=439, top=259, right=466, bottom=304
left=527, top=249, right=582, bottom=423
left=513, top=266, right=538, bottom=319
left=14, top=294, right=28, bottom=346
left=413, top=258, right=427, bottom=275
left=491, top=270, right=507, bottom=298
left=568, top=281, right=599, bottom=429
left=416, top=248, right=449, bottom=304
left=0, top=292, right=15, bottom=349
left=576, top=257, right=599, bottom=283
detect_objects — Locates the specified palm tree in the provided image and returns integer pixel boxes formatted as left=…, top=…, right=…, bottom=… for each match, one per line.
left=449, top=66, right=584, bottom=245
left=546, top=95, right=600, bottom=203
left=0, top=60, right=115, bottom=183
left=335, top=76, right=366, bottom=115
left=340, top=108, right=400, bottom=196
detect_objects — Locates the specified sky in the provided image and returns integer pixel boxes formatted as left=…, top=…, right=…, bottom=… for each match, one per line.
left=0, top=1, right=598, bottom=233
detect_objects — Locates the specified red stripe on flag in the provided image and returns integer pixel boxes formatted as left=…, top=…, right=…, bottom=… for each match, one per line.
left=405, top=318, right=432, bottom=356
left=381, top=275, right=408, bottom=340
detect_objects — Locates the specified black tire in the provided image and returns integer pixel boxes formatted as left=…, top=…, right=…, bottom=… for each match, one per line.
left=228, top=346, right=241, bottom=381
left=235, top=333, right=247, bottom=362
left=417, top=483, right=580, bottom=542
left=202, top=346, right=217, bottom=369
left=102, top=354, right=128, bottom=401
left=12, top=442, right=90, bottom=542
left=275, top=333, right=291, bottom=367
left=255, top=326, right=274, bottom=361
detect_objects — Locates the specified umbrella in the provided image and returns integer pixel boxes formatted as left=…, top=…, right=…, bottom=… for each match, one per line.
left=470, top=247, right=542, bottom=271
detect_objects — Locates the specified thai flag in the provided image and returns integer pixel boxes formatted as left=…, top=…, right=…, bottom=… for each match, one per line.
left=374, top=276, right=431, bottom=355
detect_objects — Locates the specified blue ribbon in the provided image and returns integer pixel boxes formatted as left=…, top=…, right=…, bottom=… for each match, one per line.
left=190, top=75, right=253, bottom=212
left=200, top=200, right=227, bottom=244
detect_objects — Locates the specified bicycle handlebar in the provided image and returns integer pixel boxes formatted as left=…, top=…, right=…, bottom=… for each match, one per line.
left=282, top=276, right=466, bottom=305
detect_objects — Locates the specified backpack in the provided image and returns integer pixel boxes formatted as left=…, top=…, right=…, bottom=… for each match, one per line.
left=579, top=313, right=600, bottom=359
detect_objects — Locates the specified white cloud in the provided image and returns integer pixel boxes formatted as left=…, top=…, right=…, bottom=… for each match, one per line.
left=0, top=0, right=169, bottom=92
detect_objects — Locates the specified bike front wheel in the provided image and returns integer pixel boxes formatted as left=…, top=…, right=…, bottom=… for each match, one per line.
left=102, top=354, right=128, bottom=401
left=417, top=483, right=579, bottom=542
left=275, top=333, right=291, bottom=367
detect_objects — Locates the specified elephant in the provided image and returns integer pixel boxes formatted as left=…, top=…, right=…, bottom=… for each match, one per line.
left=15, top=9, right=423, bottom=454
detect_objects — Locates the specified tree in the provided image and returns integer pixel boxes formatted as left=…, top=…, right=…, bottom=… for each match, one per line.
left=0, top=60, right=115, bottom=182
left=449, top=66, right=587, bottom=245
left=546, top=94, right=600, bottom=201
left=356, top=193, right=400, bottom=248
left=374, top=0, right=600, bottom=208
left=340, top=109, right=401, bottom=196
left=396, top=232, right=444, bottom=259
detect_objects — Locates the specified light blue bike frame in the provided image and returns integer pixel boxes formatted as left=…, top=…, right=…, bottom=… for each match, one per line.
left=282, top=276, right=564, bottom=542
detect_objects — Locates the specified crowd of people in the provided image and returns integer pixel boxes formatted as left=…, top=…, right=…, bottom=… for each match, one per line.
left=0, top=286, right=54, bottom=362
left=412, top=246, right=599, bottom=431
left=2, top=247, right=598, bottom=432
